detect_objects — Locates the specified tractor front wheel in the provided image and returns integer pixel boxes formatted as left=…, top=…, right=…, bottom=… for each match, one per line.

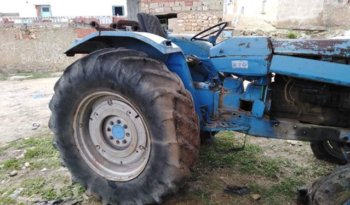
left=310, top=140, right=350, bottom=165
left=49, top=48, right=200, bottom=204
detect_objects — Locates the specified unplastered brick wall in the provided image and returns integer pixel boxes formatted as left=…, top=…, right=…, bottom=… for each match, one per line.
left=140, top=0, right=223, bottom=32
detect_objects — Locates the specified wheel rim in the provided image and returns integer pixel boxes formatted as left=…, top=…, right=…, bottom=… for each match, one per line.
left=74, top=91, right=151, bottom=181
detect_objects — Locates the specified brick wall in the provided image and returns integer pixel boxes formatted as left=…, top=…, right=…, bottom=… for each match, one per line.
left=140, top=0, right=223, bottom=32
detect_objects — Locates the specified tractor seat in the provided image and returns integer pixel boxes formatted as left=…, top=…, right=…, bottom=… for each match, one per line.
left=137, top=13, right=167, bottom=38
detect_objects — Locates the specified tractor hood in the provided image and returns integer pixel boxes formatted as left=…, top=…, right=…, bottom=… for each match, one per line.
left=210, top=37, right=272, bottom=58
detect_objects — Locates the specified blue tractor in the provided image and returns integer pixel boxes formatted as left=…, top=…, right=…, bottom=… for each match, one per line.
left=50, top=13, right=350, bottom=204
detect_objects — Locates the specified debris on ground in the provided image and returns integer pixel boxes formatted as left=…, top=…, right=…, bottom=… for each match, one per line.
left=9, top=188, right=24, bottom=199
left=250, top=193, right=261, bottom=201
left=9, top=170, right=18, bottom=177
left=224, top=185, right=250, bottom=196
left=32, top=123, right=41, bottom=130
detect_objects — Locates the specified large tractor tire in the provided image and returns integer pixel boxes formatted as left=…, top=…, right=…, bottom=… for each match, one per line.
left=299, top=165, right=350, bottom=205
left=49, top=48, right=200, bottom=204
left=310, top=140, right=350, bottom=165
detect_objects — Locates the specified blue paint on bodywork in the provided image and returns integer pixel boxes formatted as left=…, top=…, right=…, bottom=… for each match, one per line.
left=65, top=31, right=181, bottom=56
left=211, top=56, right=269, bottom=76
left=210, top=37, right=271, bottom=57
left=165, top=52, right=202, bottom=119
left=209, top=37, right=271, bottom=76
left=270, top=55, right=350, bottom=87
left=65, top=29, right=350, bottom=143
left=168, top=34, right=212, bottom=58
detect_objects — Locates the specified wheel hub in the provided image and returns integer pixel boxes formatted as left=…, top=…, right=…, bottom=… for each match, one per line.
left=103, top=117, right=132, bottom=150
left=74, top=92, right=151, bottom=181
left=112, top=125, right=125, bottom=140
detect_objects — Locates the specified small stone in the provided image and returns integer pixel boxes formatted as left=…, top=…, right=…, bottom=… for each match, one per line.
left=32, top=123, right=40, bottom=130
left=10, top=188, right=24, bottom=199
left=24, top=162, right=30, bottom=167
left=9, top=170, right=17, bottom=177
left=287, top=140, right=297, bottom=146
left=251, top=194, right=261, bottom=201
left=41, top=168, right=47, bottom=172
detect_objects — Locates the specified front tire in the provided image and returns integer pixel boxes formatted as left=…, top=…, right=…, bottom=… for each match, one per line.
left=310, top=140, right=350, bottom=165
left=49, top=48, right=200, bottom=204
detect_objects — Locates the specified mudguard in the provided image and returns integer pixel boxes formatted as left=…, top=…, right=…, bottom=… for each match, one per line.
left=64, top=31, right=202, bottom=118
left=65, top=31, right=181, bottom=57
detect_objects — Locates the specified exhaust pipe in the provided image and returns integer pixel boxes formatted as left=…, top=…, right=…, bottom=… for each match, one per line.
left=90, top=21, right=100, bottom=29
left=110, top=23, right=118, bottom=29
left=90, top=21, right=114, bottom=31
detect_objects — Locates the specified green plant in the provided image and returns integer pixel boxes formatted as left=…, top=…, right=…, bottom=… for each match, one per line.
left=287, top=31, right=298, bottom=39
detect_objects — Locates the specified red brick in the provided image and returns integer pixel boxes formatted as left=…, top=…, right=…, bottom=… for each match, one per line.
left=75, top=28, right=96, bottom=38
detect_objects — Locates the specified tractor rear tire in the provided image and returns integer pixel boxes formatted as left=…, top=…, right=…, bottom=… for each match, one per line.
left=310, top=140, right=349, bottom=165
left=49, top=48, right=200, bottom=204
left=300, top=165, right=350, bottom=205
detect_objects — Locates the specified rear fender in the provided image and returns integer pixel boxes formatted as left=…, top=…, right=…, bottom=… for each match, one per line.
left=65, top=31, right=202, bottom=119
left=65, top=31, right=180, bottom=61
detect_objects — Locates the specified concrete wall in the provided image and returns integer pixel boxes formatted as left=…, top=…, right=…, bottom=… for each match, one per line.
left=223, top=0, right=277, bottom=31
left=223, top=0, right=350, bottom=30
left=0, top=26, right=95, bottom=74
left=140, top=0, right=223, bottom=32
left=276, top=0, right=324, bottom=29
left=323, top=0, right=350, bottom=27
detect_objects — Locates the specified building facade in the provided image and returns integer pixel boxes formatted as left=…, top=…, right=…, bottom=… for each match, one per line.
left=0, top=0, right=127, bottom=17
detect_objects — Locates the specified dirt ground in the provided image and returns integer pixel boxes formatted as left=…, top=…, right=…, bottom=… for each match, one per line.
left=0, top=77, right=336, bottom=205
left=0, top=77, right=58, bottom=143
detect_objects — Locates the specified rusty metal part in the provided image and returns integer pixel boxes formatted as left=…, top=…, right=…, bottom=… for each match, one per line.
left=89, top=21, right=115, bottom=31
left=272, top=39, right=350, bottom=58
left=110, top=19, right=139, bottom=31
left=273, top=118, right=350, bottom=142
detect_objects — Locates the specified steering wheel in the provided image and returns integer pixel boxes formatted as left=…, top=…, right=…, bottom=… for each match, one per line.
left=191, top=22, right=228, bottom=45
